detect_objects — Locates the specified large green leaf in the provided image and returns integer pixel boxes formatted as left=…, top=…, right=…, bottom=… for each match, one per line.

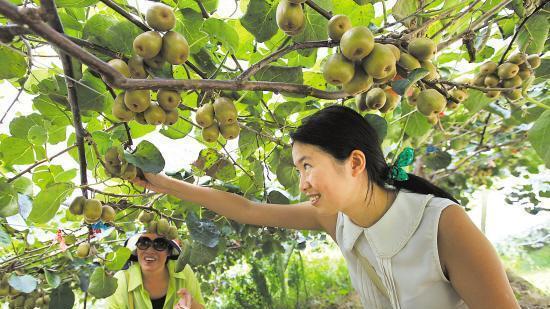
left=186, top=212, right=220, bottom=248
left=8, top=274, right=37, bottom=293
left=49, top=283, right=75, bottom=309
left=202, top=18, right=240, bottom=53
left=364, top=114, right=388, bottom=142
left=88, top=267, right=118, bottom=299
left=0, top=180, right=18, bottom=218
left=0, top=137, right=35, bottom=166
left=403, top=111, right=432, bottom=137
left=0, top=225, right=11, bottom=246
left=0, top=46, right=26, bottom=79
left=517, top=12, right=549, bottom=54
left=254, top=65, right=303, bottom=84
left=105, top=247, right=132, bottom=271
left=44, top=269, right=61, bottom=288
left=176, top=9, right=208, bottom=54
left=55, top=0, right=98, bottom=7
left=240, top=0, right=278, bottom=43
left=333, top=0, right=375, bottom=26
left=75, top=71, right=113, bottom=112
left=28, top=182, right=74, bottom=224
left=463, top=89, right=492, bottom=114
left=124, top=140, right=165, bottom=174
left=292, top=0, right=331, bottom=56
left=528, top=110, right=550, bottom=168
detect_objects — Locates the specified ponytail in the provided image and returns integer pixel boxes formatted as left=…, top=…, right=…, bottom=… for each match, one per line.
left=391, top=173, right=459, bottom=204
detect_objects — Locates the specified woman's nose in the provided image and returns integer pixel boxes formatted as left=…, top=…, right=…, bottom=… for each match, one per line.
left=299, top=174, right=311, bottom=192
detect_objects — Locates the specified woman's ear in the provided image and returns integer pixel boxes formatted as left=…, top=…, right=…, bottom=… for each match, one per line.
left=349, top=150, right=366, bottom=177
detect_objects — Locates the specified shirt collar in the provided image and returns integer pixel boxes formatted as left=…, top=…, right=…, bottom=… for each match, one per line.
left=340, top=190, right=432, bottom=257
left=126, top=260, right=186, bottom=292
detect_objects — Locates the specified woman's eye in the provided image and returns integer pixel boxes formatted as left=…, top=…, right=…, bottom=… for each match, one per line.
left=304, top=163, right=311, bottom=170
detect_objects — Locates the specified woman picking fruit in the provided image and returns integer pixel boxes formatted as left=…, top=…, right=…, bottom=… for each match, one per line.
left=133, top=105, right=518, bottom=308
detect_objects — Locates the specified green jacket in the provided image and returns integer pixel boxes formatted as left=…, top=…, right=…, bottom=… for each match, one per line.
left=106, top=260, right=204, bottom=308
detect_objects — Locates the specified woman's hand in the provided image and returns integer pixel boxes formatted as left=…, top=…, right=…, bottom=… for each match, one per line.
left=132, top=172, right=172, bottom=194
left=174, top=288, right=192, bottom=309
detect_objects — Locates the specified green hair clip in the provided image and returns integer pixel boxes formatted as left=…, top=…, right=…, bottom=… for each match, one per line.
left=389, top=147, right=415, bottom=181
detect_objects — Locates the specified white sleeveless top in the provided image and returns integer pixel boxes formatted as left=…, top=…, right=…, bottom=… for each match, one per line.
left=335, top=190, right=469, bottom=309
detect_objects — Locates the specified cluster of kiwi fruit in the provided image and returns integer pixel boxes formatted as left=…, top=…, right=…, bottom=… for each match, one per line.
left=108, top=3, right=185, bottom=126
left=69, top=196, right=116, bottom=224
left=103, top=146, right=138, bottom=181
left=138, top=212, right=179, bottom=240
left=0, top=278, right=50, bottom=309
left=322, top=14, right=445, bottom=121
left=472, top=52, right=541, bottom=100
left=276, top=0, right=307, bottom=36
left=195, top=96, right=240, bottom=143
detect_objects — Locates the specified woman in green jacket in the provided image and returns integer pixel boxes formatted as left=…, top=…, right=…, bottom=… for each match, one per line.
left=106, top=232, right=204, bottom=309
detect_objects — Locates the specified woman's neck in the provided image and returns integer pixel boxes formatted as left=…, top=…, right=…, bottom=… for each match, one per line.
left=343, top=185, right=397, bottom=228
left=142, top=266, right=169, bottom=298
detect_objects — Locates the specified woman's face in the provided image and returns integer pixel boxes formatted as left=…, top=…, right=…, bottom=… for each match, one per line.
left=136, top=233, right=170, bottom=274
left=292, top=142, right=362, bottom=215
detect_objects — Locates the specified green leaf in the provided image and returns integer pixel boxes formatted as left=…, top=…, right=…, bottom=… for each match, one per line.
left=206, top=158, right=236, bottom=181
left=88, top=267, right=118, bottom=299
left=27, top=125, right=48, bottom=145
left=75, top=72, right=112, bottom=112
left=424, top=150, right=452, bottom=170
left=0, top=225, right=11, bottom=246
left=44, top=269, right=61, bottom=288
left=254, top=65, right=303, bottom=84
left=517, top=13, right=549, bottom=54
left=189, top=241, right=218, bottom=265
left=238, top=128, right=257, bottom=159
left=333, top=0, right=374, bottom=26
left=240, top=0, right=278, bottom=43
left=55, top=0, right=98, bottom=7
left=404, top=111, right=432, bottom=137
left=364, top=114, right=388, bottom=142
left=463, top=90, right=491, bottom=114
left=276, top=161, right=299, bottom=193
left=186, top=212, right=220, bottom=248
left=528, top=110, right=550, bottom=168
left=0, top=180, right=19, bottom=218
left=0, top=137, right=35, bottom=166
left=267, top=190, right=289, bottom=204
left=8, top=274, right=37, bottom=293
left=392, top=0, right=418, bottom=27
left=105, top=247, right=132, bottom=271
left=28, top=182, right=74, bottom=224
left=202, top=18, right=239, bottom=53
left=12, top=177, right=33, bottom=195
left=123, top=140, right=165, bottom=174
left=9, top=114, right=44, bottom=139
left=0, top=46, right=26, bottom=79
left=49, top=283, right=75, bottom=309
left=534, top=58, right=549, bottom=84
left=292, top=0, right=331, bottom=56
left=176, top=9, right=208, bottom=54
left=391, top=68, right=428, bottom=95
left=104, top=21, right=143, bottom=56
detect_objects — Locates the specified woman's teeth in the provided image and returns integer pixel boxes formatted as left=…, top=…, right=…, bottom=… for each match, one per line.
left=310, top=194, right=320, bottom=203
left=144, top=257, right=156, bottom=262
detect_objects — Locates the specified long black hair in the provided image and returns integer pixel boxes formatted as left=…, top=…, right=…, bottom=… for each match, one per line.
left=290, top=105, right=458, bottom=204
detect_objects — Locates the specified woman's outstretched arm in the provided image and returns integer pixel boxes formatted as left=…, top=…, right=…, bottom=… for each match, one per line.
left=133, top=172, right=336, bottom=235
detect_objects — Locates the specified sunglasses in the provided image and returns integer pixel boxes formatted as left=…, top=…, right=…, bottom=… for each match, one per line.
left=136, top=237, right=172, bottom=252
